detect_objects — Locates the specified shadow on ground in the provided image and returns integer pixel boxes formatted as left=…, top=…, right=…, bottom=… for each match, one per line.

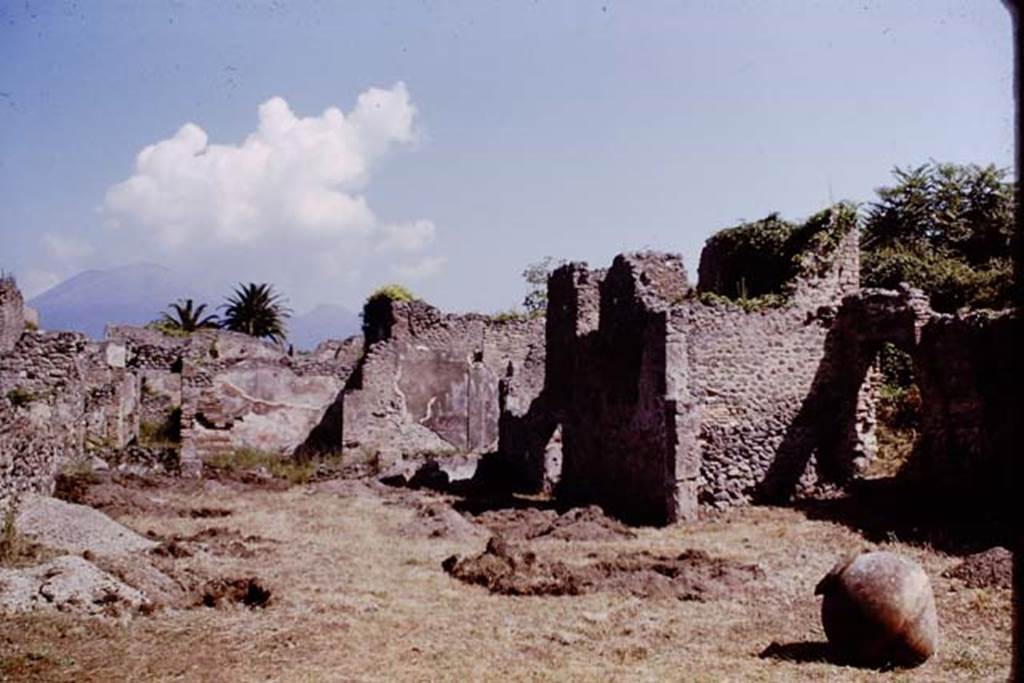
left=759, top=641, right=836, bottom=665
left=793, top=477, right=1010, bottom=556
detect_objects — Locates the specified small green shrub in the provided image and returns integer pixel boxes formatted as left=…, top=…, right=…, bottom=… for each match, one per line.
left=366, top=284, right=415, bottom=304
left=144, top=320, right=194, bottom=338
left=877, top=342, right=914, bottom=389
left=362, top=284, right=416, bottom=343
left=5, top=387, right=37, bottom=408
left=24, top=319, right=38, bottom=332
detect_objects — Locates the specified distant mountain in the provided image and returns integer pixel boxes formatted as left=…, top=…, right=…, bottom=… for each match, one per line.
left=28, top=264, right=360, bottom=347
left=28, top=263, right=212, bottom=338
left=288, top=304, right=361, bottom=351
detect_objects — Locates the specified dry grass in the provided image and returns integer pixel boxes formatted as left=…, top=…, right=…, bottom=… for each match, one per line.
left=0, top=484, right=1011, bottom=682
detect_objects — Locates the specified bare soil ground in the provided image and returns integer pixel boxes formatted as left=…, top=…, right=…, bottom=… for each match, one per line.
left=0, top=475, right=1012, bottom=682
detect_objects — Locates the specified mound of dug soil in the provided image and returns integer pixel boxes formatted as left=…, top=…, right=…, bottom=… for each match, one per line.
left=399, top=503, right=485, bottom=541
left=197, top=577, right=272, bottom=609
left=443, top=537, right=763, bottom=599
left=149, top=527, right=275, bottom=559
left=942, top=547, right=1012, bottom=589
left=473, top=506, right=636, bottom=542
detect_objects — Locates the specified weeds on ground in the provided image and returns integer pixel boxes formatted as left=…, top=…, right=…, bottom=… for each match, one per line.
left=0, top=499, right=22, bottom=565
left=206, top=447, right=344, bottom=485
left=0, top=498, right=53, bottom=568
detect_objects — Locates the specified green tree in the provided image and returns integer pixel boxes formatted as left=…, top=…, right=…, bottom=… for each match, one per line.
left=221, top=283, right=291, bottom=343
left=156, top=298, right=220, bottom=333
left=862, top=162, right=1014, bottom=312
left=522, top=257, right=566, bottom=316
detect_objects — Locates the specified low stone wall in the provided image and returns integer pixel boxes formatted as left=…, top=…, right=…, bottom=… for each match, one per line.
left=3, top=287, right=363, bottom=498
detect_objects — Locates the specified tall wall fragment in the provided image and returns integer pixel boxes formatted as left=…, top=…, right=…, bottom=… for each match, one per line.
left=555, top=252, right=699, bottom=525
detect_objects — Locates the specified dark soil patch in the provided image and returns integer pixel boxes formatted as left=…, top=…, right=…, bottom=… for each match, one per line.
left=473, top=506, right=636, bottom=542
left=53, top=472, right=242, bottom=521
left=54, top=477, right=176, bottom=518
left=187, top=507, right=233, bottom=519
left=197, top=577, right=272, bottom=609
left=149, top=540, right=194, bottom=558
left=942, top=547, right=1012, bottom=589
left=443, top=536, right=763, bottom=599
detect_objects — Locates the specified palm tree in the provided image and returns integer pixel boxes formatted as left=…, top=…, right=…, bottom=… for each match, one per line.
left=220, top=283, right=291, bottom=343
left=159, top=298, right=220, bottom=332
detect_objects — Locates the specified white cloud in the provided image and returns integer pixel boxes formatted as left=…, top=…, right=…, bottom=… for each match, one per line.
left=103, top=84, right=416, bottom=246
left=378, top=220, right=436, bottom=252
left=94, top=83, right=442, bottom=307
left=392, top=255, right=447, bottom=280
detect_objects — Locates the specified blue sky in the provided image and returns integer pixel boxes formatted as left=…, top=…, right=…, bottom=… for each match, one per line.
left=0, top=1, right=1015, bottom=314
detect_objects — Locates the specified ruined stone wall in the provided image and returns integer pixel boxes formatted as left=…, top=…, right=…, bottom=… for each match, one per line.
left=2, top=276, right=361, bottom=495
left=553, top=253, right=700, bottom=525
left=500, top=211, right=869, bottom=524
left=302, top=299, right=544, bottom=467
left=1, top=281, right=156, bottom=502
left=1, top=332, right=93, bottom=504
left=0, top=277, right=25, bottom=354
left=166, top=331, right=358, bottom=469
left=678, top=226, right=862, bottom=506
left=908, top=310, right=1017, bottom=509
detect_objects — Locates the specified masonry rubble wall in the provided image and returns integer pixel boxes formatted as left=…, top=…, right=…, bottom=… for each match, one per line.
left=500, top=213, right=872, bottom=524
left=0, top=277, right=25, bottom=353
left=908, top=309, right=1017, bottom=507
left=677, top=225, right=863, bottom=506
left=2, top=296, right=363, bottom=499
left=106, top=325, right=362, bottom=471
left=554, top=253, right=701, bottom=525
left=0, top=316, right=142, bottom=504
